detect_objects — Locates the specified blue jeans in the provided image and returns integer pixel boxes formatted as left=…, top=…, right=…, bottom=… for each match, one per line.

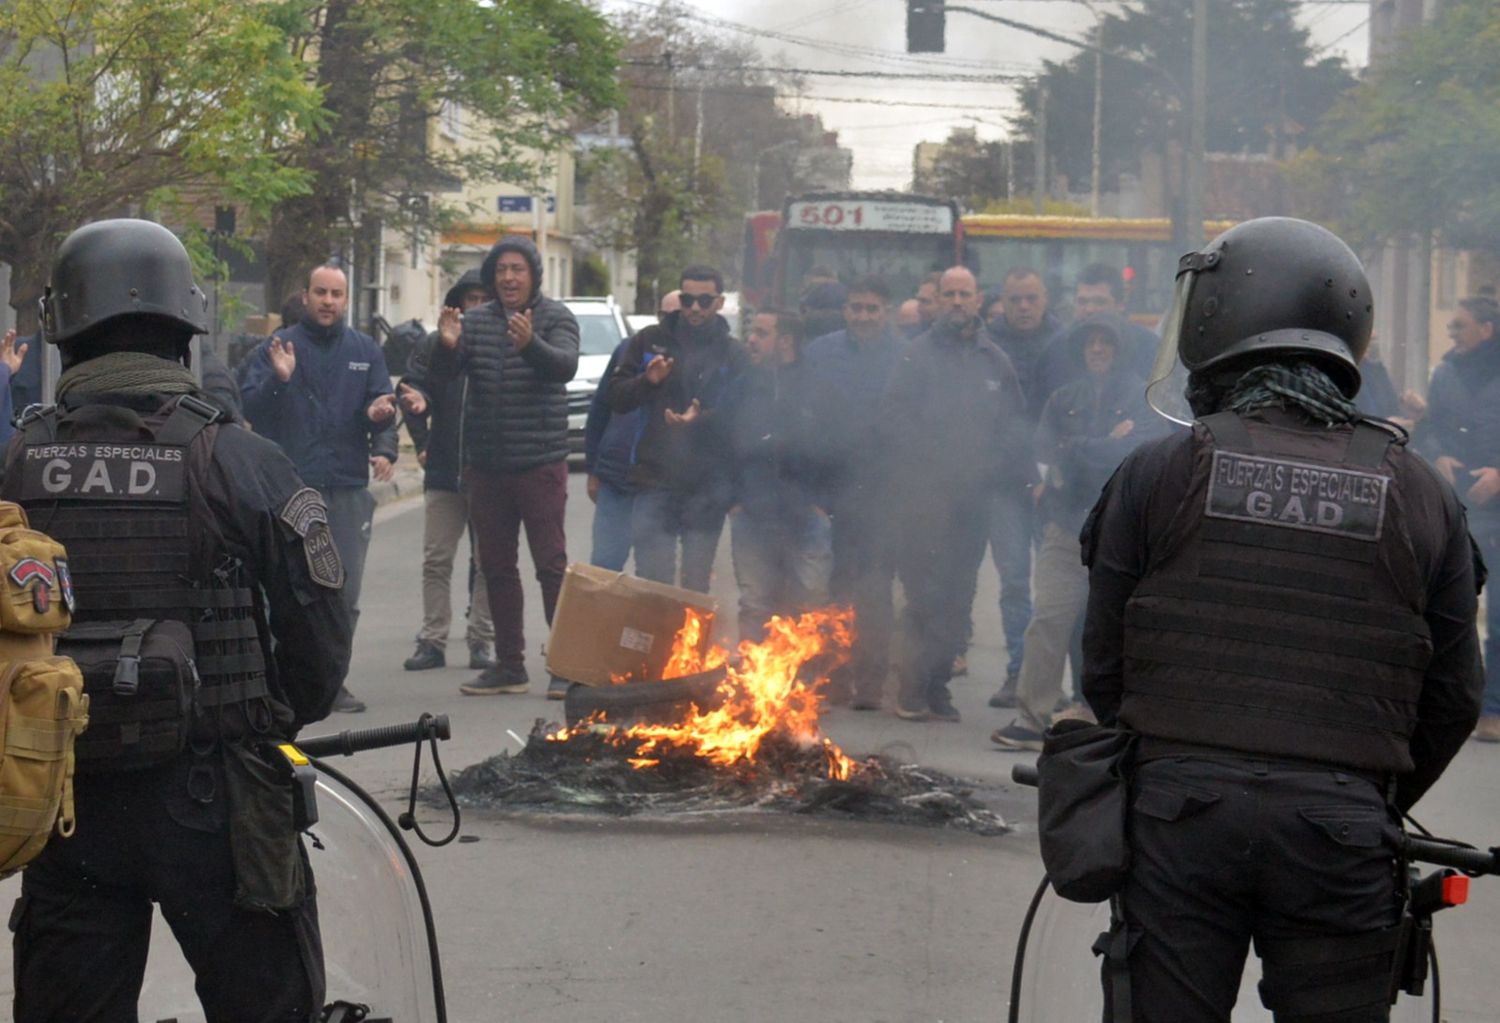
left=730, top=506, right=833, bottom=642
left=984, top=486, right=1034, bottom=677
left=1478, top=529, right=1500, bottom=716
left=631, top=482, right=731, bottom=593
left=589, top=481, right=634, bottom=572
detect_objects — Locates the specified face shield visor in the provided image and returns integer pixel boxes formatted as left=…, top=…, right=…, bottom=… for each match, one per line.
left=1144, top=267, right=1198, bottom=427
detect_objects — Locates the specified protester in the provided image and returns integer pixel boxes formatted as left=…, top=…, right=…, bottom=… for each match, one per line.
left=1413, top=295, right=1500, bottom=742
left=805, top=276, right=906, bottom=708
left=886, top=266, right=1028, bottom=722
left=894, top=298, right=923, bottom=339
left=1034, top=262, right=1157, bottom=397
left=605, top=265, right=746, bottom=592
left=990, top=316, right=1165, bottom=749
left=240, top=263, right=397, bottom=713
left=726, top=309, right=830, bottom=642
left=397, top=269, right=496, bottom=672
left=0, top=329, right=30, bottom=447
left=428, top=236, right=579, bottom=699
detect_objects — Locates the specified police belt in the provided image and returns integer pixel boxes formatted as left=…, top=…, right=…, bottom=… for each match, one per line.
left=1133, top=736, right=1391, bottom=789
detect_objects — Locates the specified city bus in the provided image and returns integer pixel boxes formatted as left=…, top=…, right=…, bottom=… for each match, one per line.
left=960, top=215, right=1236, bottom=321
left=742, top=192, right=964, bottom=311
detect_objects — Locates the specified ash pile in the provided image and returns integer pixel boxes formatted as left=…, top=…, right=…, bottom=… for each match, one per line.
left=447, top=720, right=1010, bottom=837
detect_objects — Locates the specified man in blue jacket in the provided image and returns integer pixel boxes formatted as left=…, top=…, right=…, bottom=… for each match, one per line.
left=240, top=263, right=398, bottom=713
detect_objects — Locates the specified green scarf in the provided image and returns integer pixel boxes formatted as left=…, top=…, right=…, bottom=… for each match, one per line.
left=1222, top=361, right=1360, bottom=426
left=55, top=351, right=198, bottom=401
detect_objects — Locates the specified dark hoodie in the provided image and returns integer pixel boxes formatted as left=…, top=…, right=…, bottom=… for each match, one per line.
left=401, top=268, right=482, bottom=490
left=429, top=236, right=580, bottom=473
left=1033, top=315, right=1165, bottom=532
left=605, top=308, right=747, bottom=490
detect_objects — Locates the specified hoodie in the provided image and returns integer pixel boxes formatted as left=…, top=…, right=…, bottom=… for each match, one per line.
left=429, top=236, right=580, bottom=473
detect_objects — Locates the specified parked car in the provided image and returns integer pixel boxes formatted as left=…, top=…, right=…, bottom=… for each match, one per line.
left=625, top=313, right=657, bottom=335
left=562, top=296, right=632, bottom=458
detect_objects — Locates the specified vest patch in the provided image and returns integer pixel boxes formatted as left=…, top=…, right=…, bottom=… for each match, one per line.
left=17, top=442, right=187, bottom=502
left=1205, top=450, right=1388, bottom=540
left=279, top=487, right=345, bottom=589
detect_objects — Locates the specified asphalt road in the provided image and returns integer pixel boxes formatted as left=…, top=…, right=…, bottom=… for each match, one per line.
left=2, top=466, right=1498, bottom=1022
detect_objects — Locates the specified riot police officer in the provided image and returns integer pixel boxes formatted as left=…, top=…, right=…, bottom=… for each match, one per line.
left=1081, top=217, right=1483, bottom=1021
left=4, top=219, right=353, bottom=1021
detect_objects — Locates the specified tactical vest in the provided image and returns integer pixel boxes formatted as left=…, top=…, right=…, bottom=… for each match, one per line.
left=3, top=395, right=272, bottom=766
left=1119, top=411, right=1431, bottom=774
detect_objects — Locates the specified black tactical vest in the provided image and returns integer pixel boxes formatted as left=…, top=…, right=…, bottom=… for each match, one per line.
left=3, top=395, right=272, bottom=762
left=1119, top=411, right=1431, bottom=774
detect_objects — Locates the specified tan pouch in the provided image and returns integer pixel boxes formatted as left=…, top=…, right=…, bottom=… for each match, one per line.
left=0, top=656, right=89, bottom=878
left=0, top=503, right=74, bottom=638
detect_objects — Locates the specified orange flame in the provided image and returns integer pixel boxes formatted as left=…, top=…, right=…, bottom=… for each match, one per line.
left=551, top=607, right=858, bottom=780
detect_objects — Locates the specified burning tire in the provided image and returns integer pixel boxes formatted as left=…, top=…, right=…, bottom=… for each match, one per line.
left=563, top=668, right=727, bottom=726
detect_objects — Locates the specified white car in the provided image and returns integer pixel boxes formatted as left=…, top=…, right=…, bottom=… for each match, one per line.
left=562, top=296, right=632, bottom=458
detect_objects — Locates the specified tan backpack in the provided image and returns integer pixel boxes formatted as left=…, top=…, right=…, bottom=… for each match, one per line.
left=0, top=502, right=89, bottom=877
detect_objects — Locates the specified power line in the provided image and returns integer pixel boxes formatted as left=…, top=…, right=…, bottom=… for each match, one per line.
left=628, top=81, right=1010, bottom=110
left=622, top=58, right=1026, bottom=83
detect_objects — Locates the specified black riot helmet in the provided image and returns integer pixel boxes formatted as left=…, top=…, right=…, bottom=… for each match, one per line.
left=40, top=219, right=209, bottom=347
left=1147, top=217, right=1373, bottom=422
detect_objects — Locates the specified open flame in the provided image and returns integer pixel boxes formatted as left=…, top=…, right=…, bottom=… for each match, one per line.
left=551, top=606, right=858, bottom=780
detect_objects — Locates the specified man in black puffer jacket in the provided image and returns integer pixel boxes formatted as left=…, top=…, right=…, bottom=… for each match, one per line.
left=428, top=236, right=579, bottom=698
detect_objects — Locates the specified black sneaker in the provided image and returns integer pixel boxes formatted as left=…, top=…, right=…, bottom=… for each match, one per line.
left=460, top=664, right=529, bottom=696
left=468, top=643, right=496, bottom=670
left=332, top=685, right=366, bottom=713
left=991, top=721, right=1045, bottom=751
left=403, top=641, right=445, bottom=671
left=987, top=671, right=1019, bottom=709
left=927, top=689, right=962, bottom=723
left=546, top=675, right=572, bottom=700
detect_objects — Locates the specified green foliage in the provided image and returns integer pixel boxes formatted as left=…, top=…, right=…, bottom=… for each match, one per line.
left=0, top=0, right=324, bottom=325
left=1292, top=0, right=1500, bottom=252
left=1014, top=0, right=1355, bottom=192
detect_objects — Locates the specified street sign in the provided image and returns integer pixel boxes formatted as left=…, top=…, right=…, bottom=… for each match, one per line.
left=497, top=196, right=533, bottom=213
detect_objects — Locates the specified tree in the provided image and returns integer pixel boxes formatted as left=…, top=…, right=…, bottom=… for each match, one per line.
left=1288, top=0, right=1500, bottom=253
left=912, top=127, right=1012, bottom=210
left=265, top=0, right=622, bottom=308
left=0, top=0, right=323, bottom=332
left=577, top=4, right=828, bottom=311
left=1011, top=0, right=1354, bottom=203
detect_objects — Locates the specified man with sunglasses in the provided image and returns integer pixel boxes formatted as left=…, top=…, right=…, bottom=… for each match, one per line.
left=606, top=265, right=747, bottom=592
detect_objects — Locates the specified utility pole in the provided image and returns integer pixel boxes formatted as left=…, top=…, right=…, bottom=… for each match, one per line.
left=1181, top=0, right=1207, bottom=252
left=1034, top=84, right=1047, bottom=215
left=1090, top=13, right=1103, bottom=217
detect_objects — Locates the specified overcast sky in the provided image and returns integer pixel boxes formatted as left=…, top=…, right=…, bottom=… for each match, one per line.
left=608, top=0, right=1372, bottom=191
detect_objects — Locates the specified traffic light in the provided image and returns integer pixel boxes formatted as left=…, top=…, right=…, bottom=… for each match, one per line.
left=907, top=0, right=945, bottom=53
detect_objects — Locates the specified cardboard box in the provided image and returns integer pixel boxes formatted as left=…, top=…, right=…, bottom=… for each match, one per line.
left=546, top=564, right=718, bottom=686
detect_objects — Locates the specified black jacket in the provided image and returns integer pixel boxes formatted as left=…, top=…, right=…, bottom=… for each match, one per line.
left=1415, top=339, right=1500, bottom=535
left=725, top=358, right=828, bottom=519
left=604, top=311, right=747, bottom=490
left=985, top=309, right=1064, bottom=420
left=429, top=238, right=579, bottom=473
left=884, top=320, right=1033, bottom=518
left=1035, top=371, right=1161, bottom=533
left=401, top=270, right=482, bottom=491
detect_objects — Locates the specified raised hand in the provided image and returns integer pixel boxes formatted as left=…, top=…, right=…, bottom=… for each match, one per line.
left=397, top=382, right=427, bottom=416
left=508, top=309, right=533, bottom=350
left=644, top=355, right=674, bottom=385
left=438, top=306, right=463, bottom=349
left=366, top=393, right=397, bottom=424
left=268, top=337, right=296, bottom=383
left=0, top=329, right=27, bottom=377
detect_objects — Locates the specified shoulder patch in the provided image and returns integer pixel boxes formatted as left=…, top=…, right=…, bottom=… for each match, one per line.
left=279, top=487, right=345, bottom=589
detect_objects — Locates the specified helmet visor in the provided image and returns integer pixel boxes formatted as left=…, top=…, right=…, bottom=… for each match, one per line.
left=1145, top=269, right=1197, bottom=426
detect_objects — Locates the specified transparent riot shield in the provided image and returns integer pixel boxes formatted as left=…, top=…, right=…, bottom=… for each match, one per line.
left=138, top=717, right=453, bottom=1023
left=1012, top=887, right=1432, bottom=1022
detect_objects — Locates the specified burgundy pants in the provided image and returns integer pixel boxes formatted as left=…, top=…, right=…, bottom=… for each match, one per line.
left=464, top=461, right=568, bottom=666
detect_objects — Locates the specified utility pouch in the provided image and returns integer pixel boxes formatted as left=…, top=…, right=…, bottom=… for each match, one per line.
left=0, top=657, right=89, bottom=878
left=222, top=741, right=307, bottom=912
left=1037, top=719, right=1137, bottom=903
left=58, top=619, right=197, bottom=773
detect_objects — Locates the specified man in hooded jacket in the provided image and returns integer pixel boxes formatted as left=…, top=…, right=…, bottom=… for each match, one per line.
left=396, top=268, right=496, bottom=673
left=428, top=236, right=580, bottom=698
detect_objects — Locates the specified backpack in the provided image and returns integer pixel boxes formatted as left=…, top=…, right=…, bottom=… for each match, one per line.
left=0, top=502, right=89, bottom=877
